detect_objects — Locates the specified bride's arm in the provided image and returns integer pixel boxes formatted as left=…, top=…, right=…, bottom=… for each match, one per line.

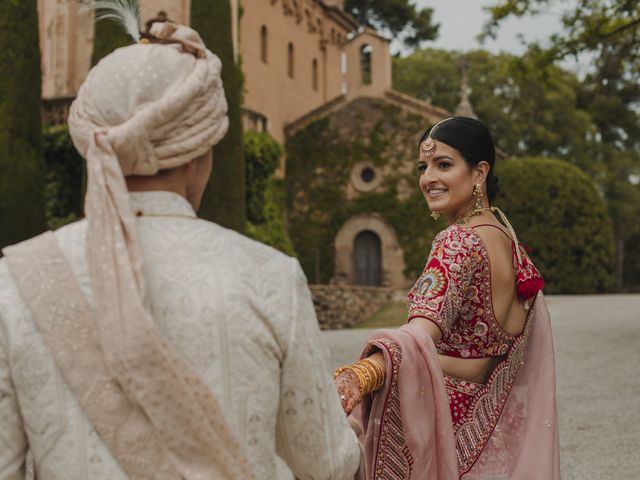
left=334, top=319, right=442, bottom=415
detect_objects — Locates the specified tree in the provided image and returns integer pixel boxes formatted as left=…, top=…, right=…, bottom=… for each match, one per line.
left=191, top=0, right=246, bottom=232
left=345, top=0, right=439, bottom=49
left=0, top=0, right=46, bottom=249
left=393, top=48, right=596, bottom=170
left=482, top=0, right=640, bottom=289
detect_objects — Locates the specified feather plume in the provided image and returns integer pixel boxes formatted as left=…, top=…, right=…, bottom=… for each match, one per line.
left=84, top=0, right=141, bottom=42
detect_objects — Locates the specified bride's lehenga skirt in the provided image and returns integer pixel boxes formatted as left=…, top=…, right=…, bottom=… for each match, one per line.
left=444, top=376, right=483, bottom=430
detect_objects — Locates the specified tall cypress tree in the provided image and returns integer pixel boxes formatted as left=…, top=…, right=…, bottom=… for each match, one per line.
left=191, top=0, right=246, bottom=232
left=91, top=16, right=131, bottom=66
left=0, top=0, right=46, bottom=248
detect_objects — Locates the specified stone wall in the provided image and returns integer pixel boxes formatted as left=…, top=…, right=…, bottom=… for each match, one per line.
left=309, top=284, right=396, bottom=329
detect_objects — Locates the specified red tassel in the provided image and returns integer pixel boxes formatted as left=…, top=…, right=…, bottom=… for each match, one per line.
left=517, top=276, right=545, bottom=300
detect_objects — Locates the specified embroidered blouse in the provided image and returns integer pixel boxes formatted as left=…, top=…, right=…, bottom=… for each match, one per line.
left=407, top=223, right=543, bottom=358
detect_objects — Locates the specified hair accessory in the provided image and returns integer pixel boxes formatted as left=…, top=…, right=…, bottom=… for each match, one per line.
left=420, top=117, right=454, bottom=157
left=421, top=137, right=437, bottom=156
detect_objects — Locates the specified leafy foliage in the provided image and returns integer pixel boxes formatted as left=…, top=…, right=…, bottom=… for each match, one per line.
left=345, top=0, right=439, bottom=49
left=192, top=0, right=246, bottom=232
left=393, top=48, right=596, bottom=171
left=43, top=126, right=83, bottom=230
left=244, top=131, right=281, bottom=223
left=481, top=0, right=640, bottom=289
left=0, top=0, right=46, bottom=249
left=242, top=131, right=294, bottom=255
left=494, top=157, right=615, bottom=293
left=245, top=178, right=295, bottom=256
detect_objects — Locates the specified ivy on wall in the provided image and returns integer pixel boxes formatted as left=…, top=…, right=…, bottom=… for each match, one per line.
left=285, top=98, right=445, bottom=284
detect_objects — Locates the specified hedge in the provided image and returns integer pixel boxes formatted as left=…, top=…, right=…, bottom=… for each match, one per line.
left=494, top=157, right=615, bottom=293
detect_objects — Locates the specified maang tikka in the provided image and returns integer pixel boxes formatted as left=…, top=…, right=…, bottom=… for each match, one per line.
left=422, top=118, right=453, bottom=221
left=420, top=117, right=453, bottom=157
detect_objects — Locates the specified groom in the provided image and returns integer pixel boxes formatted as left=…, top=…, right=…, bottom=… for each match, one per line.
left=0, top=20, right=360, bottom=480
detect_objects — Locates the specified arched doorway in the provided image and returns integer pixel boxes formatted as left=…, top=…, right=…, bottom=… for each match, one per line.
left=353, top=230, right=382, bottom=286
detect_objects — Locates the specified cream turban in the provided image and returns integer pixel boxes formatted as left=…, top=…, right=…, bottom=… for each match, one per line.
left=66, top=24, right=254, bottom=479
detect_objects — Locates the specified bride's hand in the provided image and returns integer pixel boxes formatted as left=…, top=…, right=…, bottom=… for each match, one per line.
left=334, top=369, right=362, bottom=416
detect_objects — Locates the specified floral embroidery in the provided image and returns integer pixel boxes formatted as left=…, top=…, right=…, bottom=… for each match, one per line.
left=444, top=376, right=483, bottom=427
left=407, top=224, right=541, bottom=359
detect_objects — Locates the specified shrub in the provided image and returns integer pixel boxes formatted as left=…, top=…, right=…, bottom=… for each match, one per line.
left=43, top=126, right=83, bottom=229
left=244, top=131, right=281, bottom=223
left=243, top=132, right=294, bottom=255
left=245, top=179, right=295, bottom=256
left=494, top=157, right=615, bottom=293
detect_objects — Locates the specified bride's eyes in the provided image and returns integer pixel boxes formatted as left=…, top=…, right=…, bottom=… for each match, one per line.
left=417, top=163, right=427, bottom=173
left=438, top=161, right=452, bottom=169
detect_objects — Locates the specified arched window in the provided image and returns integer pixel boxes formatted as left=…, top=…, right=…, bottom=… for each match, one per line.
left=360, top=44, right=372, bottom=85
left=312, top=58, right=318, bottom=91
left=288, top=42, right=295, bottom=78
left=260, top=25, right=268, bottom=63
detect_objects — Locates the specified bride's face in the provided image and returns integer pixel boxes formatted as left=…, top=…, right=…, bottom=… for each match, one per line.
left=417, top=140, right=479, bottom=222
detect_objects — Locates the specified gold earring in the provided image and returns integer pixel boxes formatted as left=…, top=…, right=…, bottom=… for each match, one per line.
left=473, top=184, right=484, bottom=215
left=431, top=212, right=440, bottom=220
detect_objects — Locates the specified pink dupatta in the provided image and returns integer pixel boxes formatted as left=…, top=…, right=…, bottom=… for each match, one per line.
left=352, top=292, right=560, bottom=479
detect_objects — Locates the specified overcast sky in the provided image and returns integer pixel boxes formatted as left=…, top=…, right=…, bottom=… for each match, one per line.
left=415, top=0, right=564, bottom=54
left=404, top=0, right=589, bottom=74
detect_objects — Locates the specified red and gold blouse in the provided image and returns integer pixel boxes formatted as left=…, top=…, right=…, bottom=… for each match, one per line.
left=407, top=224, right=543, bottom=359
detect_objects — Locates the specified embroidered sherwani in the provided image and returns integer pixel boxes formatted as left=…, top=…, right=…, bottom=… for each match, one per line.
left=0, top=191, right=361, bottom=480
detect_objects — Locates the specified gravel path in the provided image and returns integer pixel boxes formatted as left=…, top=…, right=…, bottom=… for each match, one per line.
left=322, top=295, right=640, bottom=479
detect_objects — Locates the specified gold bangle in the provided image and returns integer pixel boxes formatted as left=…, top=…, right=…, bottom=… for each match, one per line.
left=362, top=358, right=384, bottom=391
left=362, top=358, right=385, bottom=391
left=334, top=357, right=386, bottom=394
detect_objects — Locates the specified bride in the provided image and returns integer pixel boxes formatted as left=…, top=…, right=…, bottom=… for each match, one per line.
left=335, top=116, right=560, bottom=479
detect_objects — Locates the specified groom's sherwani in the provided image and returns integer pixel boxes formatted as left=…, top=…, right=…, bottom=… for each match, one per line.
left=0, top=191, right=360, bottom=480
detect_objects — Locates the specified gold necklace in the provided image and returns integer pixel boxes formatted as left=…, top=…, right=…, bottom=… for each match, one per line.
left=455, top=206, right=494, bottom=225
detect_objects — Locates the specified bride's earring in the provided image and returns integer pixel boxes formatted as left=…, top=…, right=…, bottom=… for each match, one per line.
left=430, top=212, right=440, bottom=220
left=472, top=184, right=484, bottom=216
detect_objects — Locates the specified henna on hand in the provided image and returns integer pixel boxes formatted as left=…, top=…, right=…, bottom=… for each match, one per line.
left=334, top=369, right=362, bottom=416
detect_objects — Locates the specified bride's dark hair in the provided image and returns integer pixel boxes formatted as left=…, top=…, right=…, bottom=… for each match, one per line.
left=419, top=116, right=500, bottom=202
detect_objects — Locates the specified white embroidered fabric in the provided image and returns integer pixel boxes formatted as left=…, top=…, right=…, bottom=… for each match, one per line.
left=0, top=191, right=361, bottom=480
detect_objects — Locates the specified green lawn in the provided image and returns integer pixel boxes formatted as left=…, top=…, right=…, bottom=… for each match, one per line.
left=355, top=301, right=408, bottom=329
